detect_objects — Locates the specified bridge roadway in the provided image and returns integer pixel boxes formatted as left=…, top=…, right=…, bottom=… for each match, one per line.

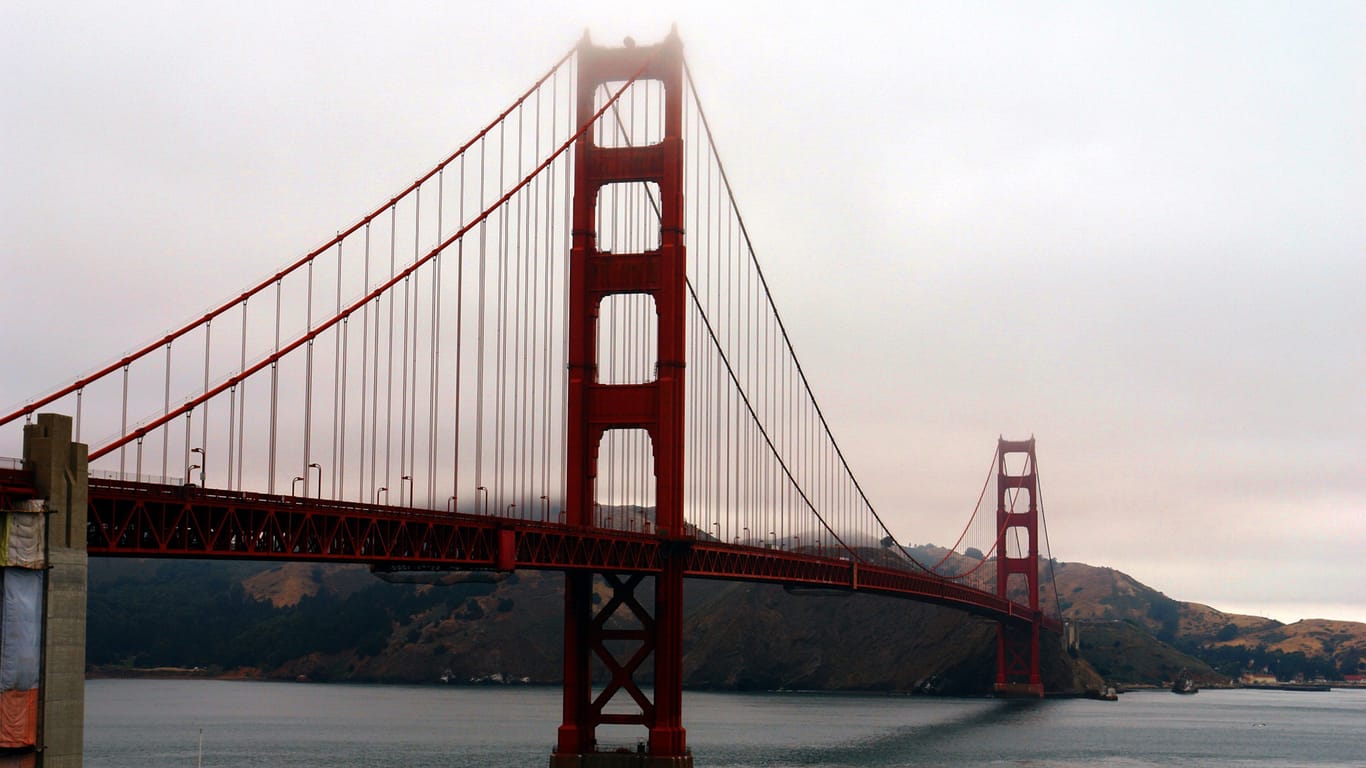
left=0, top=468, right=1055, bottom=631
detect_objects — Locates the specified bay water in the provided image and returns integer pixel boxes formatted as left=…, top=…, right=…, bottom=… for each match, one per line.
left=86, top=680, right=1365, bottom=767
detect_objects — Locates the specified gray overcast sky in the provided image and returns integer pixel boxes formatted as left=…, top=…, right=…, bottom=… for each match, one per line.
left=3, top=2, right=1363, bottom=623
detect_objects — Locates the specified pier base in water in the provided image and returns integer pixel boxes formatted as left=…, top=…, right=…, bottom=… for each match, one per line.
left=550, top=750, right=693, bottom=768
left=994, top=682, right=1046, bottom=698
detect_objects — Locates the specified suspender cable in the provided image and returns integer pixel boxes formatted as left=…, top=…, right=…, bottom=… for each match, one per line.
left=452, top=154, right=466, bottom=512
left=237, top=298, right=247, bottom=491
left=162, top=342, right=171, bottom=483
left=369, top=227, right=382, bottom=504
left=385, top=205, right=396, bottom=500
left=271, top=280, right=285, bottom=493
left=407, top=189, right=421, bottom=505
left=201, top=320, right=211, bottom=485
left=334, top=237, right=344, bottom=499
left=361, top=223, right=373, bottom=503
left=399, top=205, right=412, bottom=504
left=119, top=364, right=129, bottom=479
left=475, top=142, right=487, bottom=510
left=515, top=103, right=528, bottom=510
left=535, top=74, right=551, bottom=505
left=303, top=259, right=315, bottom=497
left=339, top=313, right=349, bottom=501
left=496, top=118, right=509, bottom=505
left=430, top=172, right=443, bottom=506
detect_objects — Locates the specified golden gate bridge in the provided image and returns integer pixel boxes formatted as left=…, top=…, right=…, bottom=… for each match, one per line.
left=0, top=29, right=1063, bottom=767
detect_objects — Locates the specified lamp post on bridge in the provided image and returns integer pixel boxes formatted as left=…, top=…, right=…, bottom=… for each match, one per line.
left=309, top=462, right=321, bottom=499
left=187, top=464, right=201, bottom=488
left=401, top=474, right=413, bottom=506
left=291, top=476, right=303, bottom=496
left=375, top=486, right=388, bottom=505
left=477, top=486, right=488, bottom=516
left=190, top=446, right=205, bottom=486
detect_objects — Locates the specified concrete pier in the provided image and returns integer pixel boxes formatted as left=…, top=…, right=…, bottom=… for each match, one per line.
left=550, top=751, right=693, bottom=768
left=22, top=414, right=88, bottom=767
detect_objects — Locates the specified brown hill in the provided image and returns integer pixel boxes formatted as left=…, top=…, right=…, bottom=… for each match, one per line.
left=241, top=562, right=375, bottom=608
left=1174, top=601, right=1281, bottom=639
left=1048, top=560, right=1366, bottom=680
left=1211, top=619, right=1366, bottom=665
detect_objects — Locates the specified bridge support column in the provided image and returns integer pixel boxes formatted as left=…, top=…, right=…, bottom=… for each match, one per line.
left=10, top=414, right=88, bottom=767
left=994, top=437, right=1043, bottom=697
left=552, top=567, right=690, bottom=768
left=555, top=27, right=691, bottom=768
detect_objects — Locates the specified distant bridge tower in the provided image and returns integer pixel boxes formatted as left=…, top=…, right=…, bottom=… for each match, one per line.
left=555, top=29, right=691, bottom=767
left=994, top=437, right=1043, bottom=696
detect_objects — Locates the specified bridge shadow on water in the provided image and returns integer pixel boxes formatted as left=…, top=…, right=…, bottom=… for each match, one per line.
left=721, top=697, right=1045, bottom=768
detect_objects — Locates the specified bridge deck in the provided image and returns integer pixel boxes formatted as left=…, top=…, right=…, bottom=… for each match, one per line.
left=0, top=470, right=1054, bottom=630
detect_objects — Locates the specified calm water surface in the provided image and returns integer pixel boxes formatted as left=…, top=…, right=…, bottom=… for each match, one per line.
left=86, top=680, right=1366, bottom=767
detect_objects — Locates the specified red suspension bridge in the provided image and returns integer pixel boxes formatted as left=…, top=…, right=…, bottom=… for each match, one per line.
left=1, top=29, right=1064, bottom=767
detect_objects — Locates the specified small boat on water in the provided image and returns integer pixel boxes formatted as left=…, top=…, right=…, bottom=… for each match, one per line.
left=1172, top=668, right=1199, bottom=694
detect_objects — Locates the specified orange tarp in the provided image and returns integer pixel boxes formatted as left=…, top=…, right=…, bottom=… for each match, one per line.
left=0, top=687, right=37, bottom=748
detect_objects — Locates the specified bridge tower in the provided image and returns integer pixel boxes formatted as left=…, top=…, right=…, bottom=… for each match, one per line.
left=994, top=437, right=1044, bottom=697
left=554, top=29, right=691, bottom=767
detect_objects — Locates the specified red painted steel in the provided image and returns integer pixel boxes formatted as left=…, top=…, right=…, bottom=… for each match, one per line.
left=0, top=469, right=33, bottom=500
left=560, top=29, right=690, bottom=760
left=994, top=437, right=1044, bottom=695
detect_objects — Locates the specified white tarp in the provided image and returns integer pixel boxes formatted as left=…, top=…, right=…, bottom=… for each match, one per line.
left=0, top=568, right=42, bottom=691
left=2, top=512, right=44, bottom=570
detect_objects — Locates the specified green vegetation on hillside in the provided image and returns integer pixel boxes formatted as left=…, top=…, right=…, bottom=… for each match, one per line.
left=1073, top=619, right=1217, bottom=685
left=87, top=559, right=1095, bottom=692
left=88, top=559, right=498, bottom=673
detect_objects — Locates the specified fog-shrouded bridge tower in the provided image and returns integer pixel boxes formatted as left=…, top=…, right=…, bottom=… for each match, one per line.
left=555, top=29, right=692, bottom=767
